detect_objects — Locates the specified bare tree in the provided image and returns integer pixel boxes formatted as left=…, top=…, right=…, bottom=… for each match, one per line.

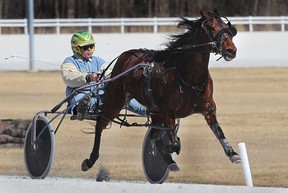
left=67, top=0, right=75, bottom=18
left=0, top=0, right=3, bottom=19
left=2, top=0, right=288, bottom=19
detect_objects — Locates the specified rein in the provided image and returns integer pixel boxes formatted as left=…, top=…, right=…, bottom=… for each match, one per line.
left=98, top=55, right=120, bottom=80
left=172, top=41, right=216, bottom=53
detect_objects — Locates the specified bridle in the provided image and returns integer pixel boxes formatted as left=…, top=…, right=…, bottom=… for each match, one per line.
left=200, top=15, right=237, bottom=56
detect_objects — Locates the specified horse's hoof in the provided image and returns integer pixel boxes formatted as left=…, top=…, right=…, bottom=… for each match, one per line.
left=230, top=154, right=241, bottom=164
left=169, top=137, right=181, bottom=155
left=168, top=163, right=180, bottom=172
left=81, top=159, right=93, bottom=172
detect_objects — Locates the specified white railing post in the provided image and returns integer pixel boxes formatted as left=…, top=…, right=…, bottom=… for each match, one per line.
left=24, top=19, right=28, bottom=34
left=88, top=18, right=92, bottom=33
left=281, top=16, right=285, bottom=32
left=121, top=18, right=124, bottom=33
left=153, top=17, right=158, bottom=33
left=249, top=16, right=253, bottom=32
left=56, top=18, right=60, bottom=34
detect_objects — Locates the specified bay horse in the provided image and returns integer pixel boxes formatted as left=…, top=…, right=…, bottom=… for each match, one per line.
left=81, top=9, right=241, bottom=172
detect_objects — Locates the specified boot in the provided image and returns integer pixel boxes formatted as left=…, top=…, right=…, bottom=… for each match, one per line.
left=77, top=95, right=90, bottom=121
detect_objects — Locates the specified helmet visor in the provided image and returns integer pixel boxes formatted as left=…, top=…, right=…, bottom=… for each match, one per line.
left=80, top=44, right=95, bottom=51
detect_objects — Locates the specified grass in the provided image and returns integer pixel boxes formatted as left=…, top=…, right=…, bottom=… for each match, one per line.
left=0, top=67, right=287, bottom=187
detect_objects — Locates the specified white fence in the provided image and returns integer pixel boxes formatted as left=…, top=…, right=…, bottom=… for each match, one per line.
left=1, top=16, right=288, bottom=34
left=2, top=32, right=288, bottom=71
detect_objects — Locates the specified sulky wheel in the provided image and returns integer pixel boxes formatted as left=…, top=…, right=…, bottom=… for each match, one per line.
left=24, top=114, right=55, bottom=179
left=142, top=127, right=171, bottom=184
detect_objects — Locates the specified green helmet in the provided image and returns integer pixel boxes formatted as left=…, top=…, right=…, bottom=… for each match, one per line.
left=71, top=30, right=95, bottom=54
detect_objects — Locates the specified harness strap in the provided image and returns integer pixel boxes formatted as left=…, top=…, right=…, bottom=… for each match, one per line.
left=141, top=64, right=159, bottom=111
left=91, top=109, right=170, bottom=130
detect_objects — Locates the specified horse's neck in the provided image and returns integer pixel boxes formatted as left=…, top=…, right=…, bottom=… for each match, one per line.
left=181, top=52, right=210, bottom=85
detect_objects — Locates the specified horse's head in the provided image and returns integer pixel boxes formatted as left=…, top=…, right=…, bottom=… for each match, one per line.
left=200, top=9, right=237, bottom=61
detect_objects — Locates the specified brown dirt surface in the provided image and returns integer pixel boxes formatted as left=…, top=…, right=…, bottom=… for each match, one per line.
left=0, top=68, right=287, bottom=187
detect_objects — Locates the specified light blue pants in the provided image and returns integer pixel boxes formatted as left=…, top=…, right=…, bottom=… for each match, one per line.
left=126, top=98, right=147, bottom=115
left=68, top=88, right=147, bottom=116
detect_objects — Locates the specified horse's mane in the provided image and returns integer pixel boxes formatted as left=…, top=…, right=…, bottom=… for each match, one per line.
left=152, top=17, right=203, bottom=63
left=166, top=17, right=203, bottom=50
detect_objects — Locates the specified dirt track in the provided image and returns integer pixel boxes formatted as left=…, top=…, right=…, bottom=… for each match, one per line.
left=0, top=67, right=288, bottom=187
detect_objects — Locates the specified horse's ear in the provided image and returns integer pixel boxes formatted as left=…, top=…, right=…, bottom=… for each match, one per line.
left=200, top=9, right=209, bottom=19
left=213, top=8, right=220, bottom=16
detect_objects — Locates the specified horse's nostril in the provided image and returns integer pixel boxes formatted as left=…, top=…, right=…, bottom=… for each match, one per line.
left=224, top=48, right=237, bottom=61
left=226, top=48, right=236, bottom=54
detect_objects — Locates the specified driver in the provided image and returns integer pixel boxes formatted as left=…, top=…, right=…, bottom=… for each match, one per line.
left=61, top=30, right=146, bottom=120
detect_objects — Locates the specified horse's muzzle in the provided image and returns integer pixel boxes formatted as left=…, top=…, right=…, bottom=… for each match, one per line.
left=223, top=47, right=237, bottom=61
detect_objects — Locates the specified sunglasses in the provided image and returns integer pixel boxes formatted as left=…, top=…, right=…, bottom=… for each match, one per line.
left=81, top=44, right=94, bottom=50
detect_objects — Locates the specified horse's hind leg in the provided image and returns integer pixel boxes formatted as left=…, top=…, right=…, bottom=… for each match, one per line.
left=150, top=116, right=180, bottom=172
left=203, top=103, right=241, bottom=163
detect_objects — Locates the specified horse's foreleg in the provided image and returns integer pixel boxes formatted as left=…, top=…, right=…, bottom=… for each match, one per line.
left=203, top=104, right=241, bottom=163
left=81, top=117, right=108, bottom=171
left=82, top=90, right=125, bottom=171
